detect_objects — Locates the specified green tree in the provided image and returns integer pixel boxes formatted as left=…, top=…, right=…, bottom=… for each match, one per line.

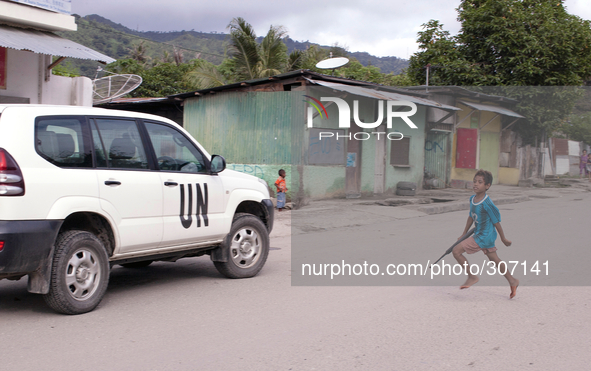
left=106, top=58, right=206, bottom=97
left=408, top=0, right=591, bottom=86
left=407, top=20, right=481, bottom=86
left=408, top=1, right=591, bottom=142
left=560, top=113, right=591, bottom=144
left=51, top=60, right=81, bottom=77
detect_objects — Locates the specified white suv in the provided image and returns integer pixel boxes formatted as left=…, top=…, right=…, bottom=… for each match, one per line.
left=0, top=105, right=274, bottom=314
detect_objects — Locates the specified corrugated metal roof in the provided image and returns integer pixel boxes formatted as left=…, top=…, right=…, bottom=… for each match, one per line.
left=459, top=100, right=524, bottom=118
left=405, top=86, right=520, bottom=104
left=105, top=97, right=168, bottom=104
left=169, top=70, right=432, bottom=100
left=0, top=24, right=115, bottom=64
left=309, top=80, right=461, bottom=112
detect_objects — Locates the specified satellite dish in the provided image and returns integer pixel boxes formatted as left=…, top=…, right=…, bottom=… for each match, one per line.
left=93, top=74, right=142, bottom=104
left=315, top=57, right=349, bottom=70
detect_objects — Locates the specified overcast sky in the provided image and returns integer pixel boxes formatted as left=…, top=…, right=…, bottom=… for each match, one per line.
left=72, top=0, right=591, bottom=59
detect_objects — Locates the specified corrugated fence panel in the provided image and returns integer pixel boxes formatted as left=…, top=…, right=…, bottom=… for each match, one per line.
left=252, top=92, right=292, bottom=164
left=425, top=131, right=449, bottom=188
left=291, top=91, right=306, bottom=166
left=183, top=92, right=292, bottom=164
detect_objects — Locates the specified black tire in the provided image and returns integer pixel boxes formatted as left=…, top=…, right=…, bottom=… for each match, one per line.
left=213, top=214, right=269, bottom=279
left=120, top=260, right=153, bottom=268
left=396, top=181, right=416, bottom=190
left=396, top=188, right=416, bottom=196
left=43, top=230, right=110, bottom=315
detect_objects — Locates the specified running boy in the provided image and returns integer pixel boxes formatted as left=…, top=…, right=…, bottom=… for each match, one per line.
left=274, top=169, right=288, bottom=211
left=452, top=169, right=519, bottom=298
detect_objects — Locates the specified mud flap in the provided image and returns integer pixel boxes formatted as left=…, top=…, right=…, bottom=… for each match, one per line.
left=210, top=242, right=228, bottom=262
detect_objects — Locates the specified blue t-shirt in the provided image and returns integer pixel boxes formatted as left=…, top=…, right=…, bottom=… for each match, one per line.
left=469, top=194, right=501, bottom=249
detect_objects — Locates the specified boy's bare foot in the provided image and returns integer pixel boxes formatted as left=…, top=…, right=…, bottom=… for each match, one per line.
left=509, top=279, right=519, bottom=299
left=460, top=276, right=479, bottom=289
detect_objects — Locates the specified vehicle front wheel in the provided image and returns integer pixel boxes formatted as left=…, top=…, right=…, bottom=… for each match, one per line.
left=43, top=230, right=110, bottom=315
left=213, top=214, right=269, bottom=279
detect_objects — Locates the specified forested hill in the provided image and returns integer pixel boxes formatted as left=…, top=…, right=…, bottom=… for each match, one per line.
left=57, top=14, right=408, bottom=77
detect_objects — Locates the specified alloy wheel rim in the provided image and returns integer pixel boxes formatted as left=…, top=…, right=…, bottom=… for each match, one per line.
left=230, top=228, right=261, bottom=269
left=65, top=248, right=101, bottom=301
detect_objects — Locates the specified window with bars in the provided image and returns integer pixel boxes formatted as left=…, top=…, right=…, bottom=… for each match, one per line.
left=390, top=137, right=410, bottom=166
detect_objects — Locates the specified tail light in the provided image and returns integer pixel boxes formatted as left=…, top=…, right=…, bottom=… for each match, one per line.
left=0, top=148, right=25, bottom=196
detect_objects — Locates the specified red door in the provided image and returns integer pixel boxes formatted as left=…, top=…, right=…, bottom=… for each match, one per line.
left=456, top=128, right=477, bottom=169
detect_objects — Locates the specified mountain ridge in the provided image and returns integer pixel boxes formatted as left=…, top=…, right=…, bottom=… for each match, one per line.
left=58, top=14, right=409, bottom=77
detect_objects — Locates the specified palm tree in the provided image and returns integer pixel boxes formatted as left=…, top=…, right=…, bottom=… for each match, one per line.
left=227, top=17, right=288, bottom=81
left=185, top=62, right=228, bottom=89
left=130, top=41, right=149, bottom=64
left=286, top=50, right=305, bottom=71
left=227, top=17, right=260, bottom=81
left=257, top=24, right=288, bottom=77
left=187, top=18, right=293, bottom=89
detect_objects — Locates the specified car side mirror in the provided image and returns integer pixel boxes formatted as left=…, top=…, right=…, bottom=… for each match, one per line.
left=210, top=155, right=226, bottom=174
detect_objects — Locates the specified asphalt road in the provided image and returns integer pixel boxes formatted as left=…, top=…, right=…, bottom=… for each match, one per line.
left=1, top=187, right=590, bottom=371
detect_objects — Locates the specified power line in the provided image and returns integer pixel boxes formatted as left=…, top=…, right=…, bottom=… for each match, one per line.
left=76, top=20, right=228, bottom=59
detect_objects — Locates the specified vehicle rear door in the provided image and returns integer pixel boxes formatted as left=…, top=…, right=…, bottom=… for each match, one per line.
left=91, top=117, right=163, bottom=254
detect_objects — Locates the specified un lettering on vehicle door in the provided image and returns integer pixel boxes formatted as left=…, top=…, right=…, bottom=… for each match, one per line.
left=143, top=121, right=227, bottom=246
left=160, top=174, right=226, bottom=246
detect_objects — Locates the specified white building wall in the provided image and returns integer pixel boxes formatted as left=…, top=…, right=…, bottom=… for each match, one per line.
left=3, top=49, right=39, bottom=103
left=568, top=140, right=584, bottom=176
left=0, top=0, right=77, bottom=31
left=568, top=140, right=580, bottom=156
left=555, top=156, right=570, bottom=175
left=542, top=147, right=553, bottom=176
left=1, top=48, right=92, bottom=106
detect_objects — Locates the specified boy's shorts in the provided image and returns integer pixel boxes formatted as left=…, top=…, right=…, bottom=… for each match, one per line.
left=458, top=236, right=497, bottom=254
left=276, top=192, right=286, bottom=208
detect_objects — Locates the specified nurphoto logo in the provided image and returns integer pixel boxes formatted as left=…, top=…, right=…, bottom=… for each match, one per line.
left=305, top=96, right=418, bottom=141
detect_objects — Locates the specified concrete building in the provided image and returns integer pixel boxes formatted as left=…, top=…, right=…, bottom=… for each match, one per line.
left=0, top=0, right=115, bottom=105
left=406, top=86, right=524, bottom=187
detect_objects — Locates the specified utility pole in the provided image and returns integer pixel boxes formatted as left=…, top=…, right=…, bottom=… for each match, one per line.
left=425, top=64, right=431, bottom=93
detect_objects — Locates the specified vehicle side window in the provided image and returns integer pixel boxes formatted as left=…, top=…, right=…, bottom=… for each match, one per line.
left=93, top=118, right=148, bottom=169
left=144, top=122, right=207, bottom=173
left=90, top=120, right=107, bottom=167
left=35, top=117, right=92, bottom=168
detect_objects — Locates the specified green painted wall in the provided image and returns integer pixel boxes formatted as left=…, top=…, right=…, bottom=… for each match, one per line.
left=479, top=131, right=500, bottom=184
left=183, top=88, right=429, bottom=200
left=297, top=90, right=379, bottom=197
left=302, top=166, right=346, bottom=198
left=227, top=163, right=292, bottom=199
left=184, top=92, right=292, bottom=164
left=384, top=105, right=427, bottom=192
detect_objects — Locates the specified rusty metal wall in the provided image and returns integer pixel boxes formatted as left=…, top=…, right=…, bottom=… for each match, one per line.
left=183, top=91, right=293, bottom=164
left=424, top=131, right=449, bottom=188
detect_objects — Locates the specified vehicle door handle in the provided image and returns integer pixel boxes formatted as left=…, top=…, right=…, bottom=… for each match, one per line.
left=104, top=180, right=121, bottom=186
left=164, top=181, right=178, bottom=186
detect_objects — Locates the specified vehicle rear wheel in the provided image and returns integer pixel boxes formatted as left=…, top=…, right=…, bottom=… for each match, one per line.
left=213, top=214, right=269, bottom=279
left=43, top=230, right=109, bottom=315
